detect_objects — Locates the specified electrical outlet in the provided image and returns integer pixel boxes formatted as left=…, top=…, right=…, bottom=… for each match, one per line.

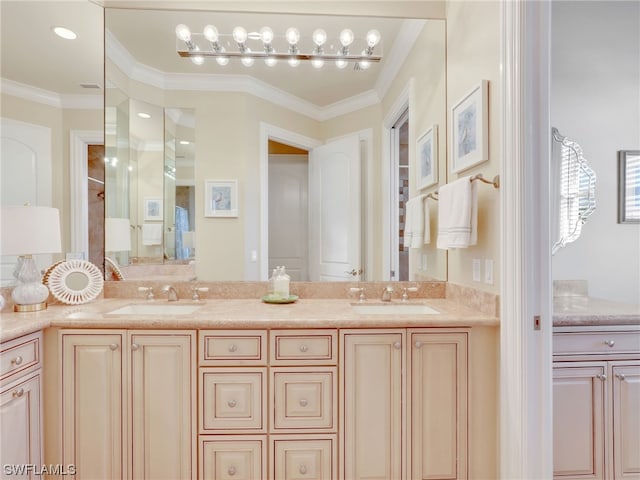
left=484, top=259, right=494, bottom=285
left=421, top=254, right=428, bottom=271
left=472, top=259, right=481, bottom=282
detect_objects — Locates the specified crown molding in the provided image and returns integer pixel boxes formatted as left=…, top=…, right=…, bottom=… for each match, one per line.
left=1, top=78, right=102, bottom=110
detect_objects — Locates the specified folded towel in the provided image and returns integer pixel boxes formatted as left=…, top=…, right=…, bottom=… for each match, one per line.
left=404, top=195, right=430, bottom=249
left=437, top=176, right=477, bottom=249
left=142, top=223, right=163, bottom=246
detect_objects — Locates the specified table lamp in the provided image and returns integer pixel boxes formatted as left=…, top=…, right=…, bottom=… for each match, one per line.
left=1, top=206, right=62, bottom=312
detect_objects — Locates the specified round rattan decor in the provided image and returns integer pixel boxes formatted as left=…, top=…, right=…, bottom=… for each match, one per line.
left=47, top=259, right=104, bottom=305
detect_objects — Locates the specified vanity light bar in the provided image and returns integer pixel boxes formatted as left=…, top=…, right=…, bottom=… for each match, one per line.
left=175, top=24, right=382, bottom=68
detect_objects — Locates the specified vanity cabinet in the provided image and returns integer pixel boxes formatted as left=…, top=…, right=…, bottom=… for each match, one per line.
left=57, top=329, right=196, bottom=479
left=340, top=328, right=468, bottom=480
left=0, top=331, right=43, bottom=478
left=553, top=326, right=640, bottom=480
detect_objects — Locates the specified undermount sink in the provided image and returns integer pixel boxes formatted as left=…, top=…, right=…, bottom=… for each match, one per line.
left=106, top=303, right=203, bottom=316
left=350, top=303, right=440, bottom=315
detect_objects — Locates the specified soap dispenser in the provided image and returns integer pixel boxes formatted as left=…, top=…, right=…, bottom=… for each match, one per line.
left=273, top=266, right=290, bottom=299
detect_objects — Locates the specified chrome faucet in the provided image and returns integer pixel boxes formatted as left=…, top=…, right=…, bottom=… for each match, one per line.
left=380, top=285, right=394, bottom=302
left=162, top=285, right=179, bottom=302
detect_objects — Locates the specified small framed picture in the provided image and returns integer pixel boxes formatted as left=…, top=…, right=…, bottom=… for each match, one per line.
left=451, top=80, right=489, bottom=173
left=143, top=198, right=163, bottom=221
left=205, top=179, right=238, bottom=217
left=416, top=125, right=438, bottom=190
left=618, top=150, right=640, bottom=223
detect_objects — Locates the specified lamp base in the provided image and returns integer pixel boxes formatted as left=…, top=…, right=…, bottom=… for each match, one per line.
left=14, top=301, right=47, bottom=312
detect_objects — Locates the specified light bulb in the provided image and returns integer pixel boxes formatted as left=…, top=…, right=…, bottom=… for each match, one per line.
left=336, top=55, right=348, bottom=69
left=241, top=48, right=254, bottom=67
left=359, top=60, right=370, bottom=70
left=339, top=29, right=354, bottom=47
left=175, top=24, right=191, bottom=42
left=285, top=27, right=300, bottom=45
left=366, top=29, right=381, bottom=47
left=191, top=55, right=204, bottom=65
left=260, top=26, right=274, bottom=44
left=265, top=56, right=278, bottom=67
left=216, top=56, right=230, bottom=66
left=312, top=28, right=327, bottom=46
left=288, top=57, right=300, bottom=67
left=233, top=26, right=248, bottom=44
left=203, top=25, right=219, bottom=43
left=311, top=58, right=324, bottom=69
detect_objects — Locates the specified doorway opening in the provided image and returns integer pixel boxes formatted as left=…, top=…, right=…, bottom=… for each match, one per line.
left=391, top=109, right=410, bottom=281
left=87, top=144, right=105, bottom=273
left=268, top=140, right=310, bottom=281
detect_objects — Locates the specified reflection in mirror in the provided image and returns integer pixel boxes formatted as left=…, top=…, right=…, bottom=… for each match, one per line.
left=66, top=271, right=90, bottom=291
left=551, top=127, right=596, bottom=254
left=105, top=8, right=447, bottom=282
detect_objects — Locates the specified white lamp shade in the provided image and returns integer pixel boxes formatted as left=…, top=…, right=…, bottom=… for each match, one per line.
left=1, top=206, right=62, bottom=255
left=105, top=217, right=131, bottom=252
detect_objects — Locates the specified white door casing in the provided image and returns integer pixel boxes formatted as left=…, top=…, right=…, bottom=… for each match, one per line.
left=308, top=135, right=361, bottom=282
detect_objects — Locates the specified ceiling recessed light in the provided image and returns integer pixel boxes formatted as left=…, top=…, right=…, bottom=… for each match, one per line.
left=52, top=26, right=77, bottom=40
left=179, top=140, right=190, bottom=145
left=137, top=112, right=151, bottom=119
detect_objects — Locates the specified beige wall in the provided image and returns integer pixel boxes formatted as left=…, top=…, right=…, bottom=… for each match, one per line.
left=445, top=1, right=501, bottom=294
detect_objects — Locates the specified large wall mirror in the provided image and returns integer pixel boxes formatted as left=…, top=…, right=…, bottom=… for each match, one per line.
left=105, top=7, right=448, bottom=282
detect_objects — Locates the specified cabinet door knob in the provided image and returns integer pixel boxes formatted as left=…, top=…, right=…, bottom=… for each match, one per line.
left=109, top=343, right=119, bottom=351
left=597, top=374, right=607, bottom=381
left=13, top=388, right=24, bottom=398
left=414, top=341, right=423, bottom=349
left=604, top=340, right=615, bottom=347
left=299, top=344, right=309, bottom=353
left=393, top=341, right=402, bottom=350
left=131, top=343, right=140, bottom=351
left=227, top=465, right=236, bottom=476
left=616, top=373, right=626, bottom=381
left=228, top=344, right=238, bottom=353
left=299, top=465, right=308, bottom=475
left=11, top=356, right=23, bottom=366
left=227, top=399, right=237, bottom=408
left=299, top=398, right=308, bottom=407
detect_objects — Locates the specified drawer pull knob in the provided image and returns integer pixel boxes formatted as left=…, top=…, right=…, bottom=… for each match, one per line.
left=131, top=343, right=140, bottom=351
left=299, top=344, right=309, bottom=353
left=11, top=356, right=23, bottom=366
left=228, top=344, right=238, bottom=353
left=393, top=341, right=402, bottom=350
left=299, top=398, right=308, bottom=407
left=616, top=373, right=626, bottom=381
left=414, top=341, right=423, bottom=349
left=227, top=399, right=237, bottom=408
left=597, top=374, right=607, bottom=381
left=604, top=340, right=615, bottom=347
left=109, top=343, right=119, bottom=351
left=299, top=465, right=308, bottom=475
left=12, top=388, right=24, bottom=398
left=227, top=466, right=236, bottom=476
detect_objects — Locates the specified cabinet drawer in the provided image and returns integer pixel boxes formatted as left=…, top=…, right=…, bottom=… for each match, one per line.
left=200, top=330, right=267, bottom=366
left=270, top=330, right=337, bottom=365
left=200, top=368, right=266, bottom=433
left=554, top=331, right=640, bottom=356
left=200, top=435, right=267, bottom=480
left=271, top=435, right=337, bottom=480
left=271, top=367, right=337, bottom=432
left=1, top=331, right=42, bottom=382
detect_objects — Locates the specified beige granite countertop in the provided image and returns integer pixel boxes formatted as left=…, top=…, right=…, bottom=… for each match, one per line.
left=553, top=296, right=640, bottom=326
left=0, top=297, right=498, bottom=343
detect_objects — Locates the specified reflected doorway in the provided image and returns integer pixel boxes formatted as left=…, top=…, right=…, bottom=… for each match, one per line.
left=391, top=109, right=409, bottom=281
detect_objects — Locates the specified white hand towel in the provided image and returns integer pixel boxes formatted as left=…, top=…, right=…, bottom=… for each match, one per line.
left=437, top=176, right=478, bottom=249
left=142, top=223, right=163, bottom=246
left=404, top=195, right=428, bottom=249
left=422, top=195, right=431, bottom=245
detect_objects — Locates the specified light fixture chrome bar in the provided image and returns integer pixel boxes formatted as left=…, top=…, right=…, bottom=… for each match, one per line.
left=177, top=50, right=382, bottom=62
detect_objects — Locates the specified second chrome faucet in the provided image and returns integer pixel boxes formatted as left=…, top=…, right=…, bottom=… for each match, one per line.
left=162, top=285, right=179, bottom=302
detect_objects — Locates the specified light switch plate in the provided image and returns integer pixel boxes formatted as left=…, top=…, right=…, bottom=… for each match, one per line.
left=484, top=259, right=494, bottom=285
left=472, top=259, right=481, bottom=282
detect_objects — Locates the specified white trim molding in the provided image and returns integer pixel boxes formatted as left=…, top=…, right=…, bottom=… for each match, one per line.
left=500, top=1, right=553, bottom=478
left=70, top=130, right=104, bottom=260
left=1, top=78, right=102, bottom=110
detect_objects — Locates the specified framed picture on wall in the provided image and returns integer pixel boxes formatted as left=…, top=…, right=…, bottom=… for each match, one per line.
left=416, top=125, right=438, bottom=189
left=205, top=179, right=238, bottom=217
left=451, top=80, right=489, bottom=173
left=618, top=150, right=640, bottom=223
left=143, top=198, right=163, bottom=221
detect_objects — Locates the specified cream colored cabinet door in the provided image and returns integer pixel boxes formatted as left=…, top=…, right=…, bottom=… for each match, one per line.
left=553, top=363, right=606, bottom=480
left=612, top=363, right=640, bottom=480
left=61, top=331, right=125, bottom=479
left=129, top=331, right=196, bottom=480
left=200, top=435, right=267, bottom=480
left=0, top=371, right=42, bottom=478
left=271, top=434, right=337, bottom=480
left=340, top=330, right=404, bottom=480
left=409, top=331, right=468, bottom=480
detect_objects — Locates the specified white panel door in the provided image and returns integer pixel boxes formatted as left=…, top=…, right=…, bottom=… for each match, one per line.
left=309, top=135, right=361, bottom=281
left=0, top=118, right=52, bottom=284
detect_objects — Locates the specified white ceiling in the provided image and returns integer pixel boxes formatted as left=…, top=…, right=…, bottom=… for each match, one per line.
left=0, top=1, right=425, bottom=109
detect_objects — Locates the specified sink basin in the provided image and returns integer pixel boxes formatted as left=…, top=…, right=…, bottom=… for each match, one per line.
left=106, top=303, right=203, bottom=316
left=351, top=303, right=439, bottom=315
